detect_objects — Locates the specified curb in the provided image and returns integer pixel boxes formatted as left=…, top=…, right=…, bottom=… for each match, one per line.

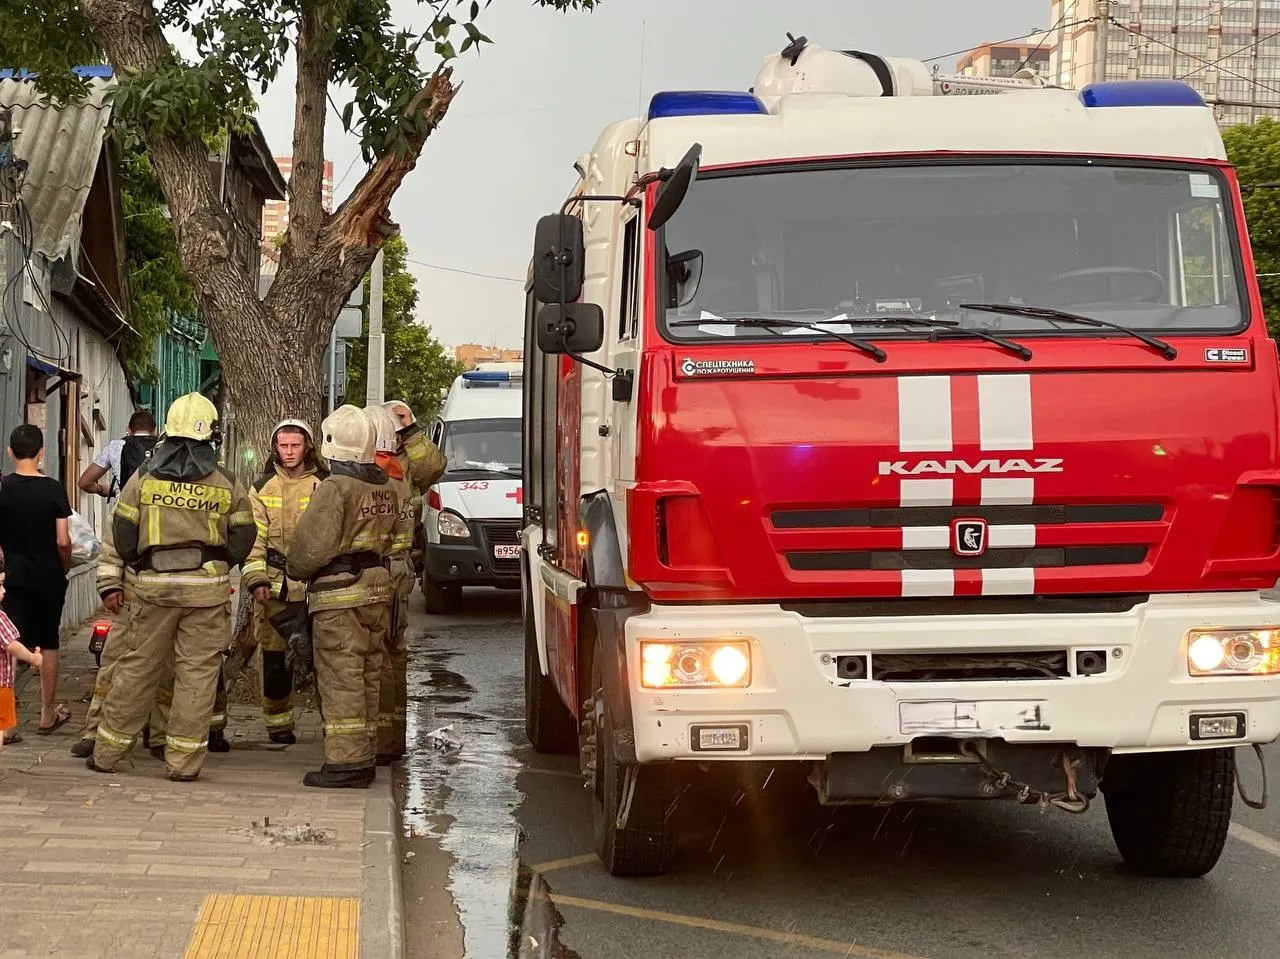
left=361, top=774, right=406, bottom=959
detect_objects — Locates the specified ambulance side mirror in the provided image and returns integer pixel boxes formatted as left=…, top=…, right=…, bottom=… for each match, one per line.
left=647, top=142, right=703, bottom=231
left=531, top=214, right=585, bottom=305
left=536, top=303, right=604, bottom=356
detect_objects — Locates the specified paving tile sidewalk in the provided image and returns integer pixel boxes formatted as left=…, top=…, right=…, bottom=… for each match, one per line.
left=0, top=617, right=403, bottom=959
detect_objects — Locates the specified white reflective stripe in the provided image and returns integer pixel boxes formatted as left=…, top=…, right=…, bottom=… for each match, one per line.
left=977, top=374, right=1033, bottom=451
left=264, top=711, right=294, bottom=727
left=987, top=524, right=1036, bottom=548
left=981, top=567, right=1036, bottom=595
left=980, top=478, right=1034, bottom=505
left=902, top=526, right=948, bottom=550
left=165, top=734, right=208, bottom=752
left=131, top=572, right=231, bottom=587
left=901, top=569, right=955, bottom=597
left=96, top=726, right=134, bottom=747
left=899, top=479, right=952, bottom=507
left=897, top=376, right=952, bottom=452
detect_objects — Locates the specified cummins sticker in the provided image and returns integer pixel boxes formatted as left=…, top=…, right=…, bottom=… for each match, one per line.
left=1204, top=347, right=1249, bottom=364
left=679, top=357, right=755, bottom=376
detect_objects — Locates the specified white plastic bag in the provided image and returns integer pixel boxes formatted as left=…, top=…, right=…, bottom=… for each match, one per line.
left=69, top=511, right=101, bottom=567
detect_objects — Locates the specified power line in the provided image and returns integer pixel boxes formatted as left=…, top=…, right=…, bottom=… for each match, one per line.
left=1115, top=21, right=1280, bottom=100
left=921, top=19, right=1095, bottom=65
left=1014, top=10, right=1067, bottom=76
left=404, top=257, right=524, bottom=284
left=1178, top=28, right=1280, bottom=84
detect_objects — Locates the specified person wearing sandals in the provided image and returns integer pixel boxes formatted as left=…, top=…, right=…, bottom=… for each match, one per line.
left=0, top=563, right=45, bottom=748
left=0, top=425, right=72, bottom=737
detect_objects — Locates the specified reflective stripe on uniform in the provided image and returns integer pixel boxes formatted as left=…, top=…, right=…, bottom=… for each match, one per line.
left=260, top=496, right=283, bottom=508
left=264, top=710, right=294, bottom=728
left=323, top=719, right=368, bottom=735
left=210, top=713, right=226, bottom=726
left=254, top=520, right=270, bottom=534
left=129, top=571, right=231, bottom=588
left=298, top=496, right=312, bottom=509
left=165, top=734, right=208, bottom=753
left=231, top=510, right=253, bottom=526
left=243, top=560, right=268, bottom=574
left=114, top=502, right=140, bottom=523
left=97, top=725, right=135, bottom=748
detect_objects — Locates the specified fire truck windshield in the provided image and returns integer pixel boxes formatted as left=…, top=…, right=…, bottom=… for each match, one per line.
left=660, top=160, right=1246, bottom=342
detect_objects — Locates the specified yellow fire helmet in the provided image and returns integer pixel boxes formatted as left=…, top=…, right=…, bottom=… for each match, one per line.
left=165, top=392, right=218, bottom=442
left=382, top=399, right=414, bottom=427
left=364, top=405, right=399, bottom=455
left=321, top=405, right=376, bottom=464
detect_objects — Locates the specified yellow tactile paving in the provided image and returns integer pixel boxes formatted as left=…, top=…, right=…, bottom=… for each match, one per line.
left=183, top=894, right=359, bottom=959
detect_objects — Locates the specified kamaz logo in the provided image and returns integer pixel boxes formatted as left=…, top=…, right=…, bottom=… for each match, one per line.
left=877, top=458, right=1065, bottom=476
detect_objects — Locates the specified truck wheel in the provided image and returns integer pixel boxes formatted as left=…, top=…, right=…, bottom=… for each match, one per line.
left=1103, top=748, right=1234, bottom=878
left=523, top=590, right=577, bottom=754
left=422, top=575, right=459, bottom=615
left=589, top=642, right=676, bottom=877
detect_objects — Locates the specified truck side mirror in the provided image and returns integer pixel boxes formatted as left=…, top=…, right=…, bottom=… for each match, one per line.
left=647, top=143, right=703, bottom=231
left=536, top=303, right=605, bottom=356
left=531, top=214, right=585, bottom=305
left=666, top=249, right=704, bottom=308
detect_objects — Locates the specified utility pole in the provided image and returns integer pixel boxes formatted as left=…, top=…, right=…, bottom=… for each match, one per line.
left=1094, top=0, right=1110, bottom=86
left=366, top=248, right=385, bottom=406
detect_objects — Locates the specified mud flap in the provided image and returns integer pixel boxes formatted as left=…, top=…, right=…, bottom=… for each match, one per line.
left=592, top=595, right=641, bottom=766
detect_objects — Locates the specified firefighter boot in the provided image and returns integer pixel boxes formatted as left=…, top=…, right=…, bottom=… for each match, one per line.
left=70, top=738, right=94, bottom=758
left=303, top=764, right=375, bottom=789
left=208, top=729, right=230, bottom=753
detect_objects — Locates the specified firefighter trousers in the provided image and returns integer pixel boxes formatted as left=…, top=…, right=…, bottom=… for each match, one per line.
left=377, top=565, right=413, bottom=757
left=313, top=602, right=388, bottom=769
left=93, top=599, right=230, bottom=780
left=81, top=634, right=164, bottom=743
left=151, top=663, right=228, bottom=739
left=255, top=598, right=295, bottom=734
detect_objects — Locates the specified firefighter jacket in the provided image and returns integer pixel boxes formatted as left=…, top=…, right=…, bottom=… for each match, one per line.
left=397, top=422, right=446, bottom=495
left=98, top=438, right=255, bottom=608
left=376, top=452, right=415, bottom=573
left=241, top=458, right=327, bottom=601
left=285, top=462, right=403, bottom=612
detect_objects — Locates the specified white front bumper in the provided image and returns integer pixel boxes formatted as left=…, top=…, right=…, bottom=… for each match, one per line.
left=624, top=593, right=1280, bottom=762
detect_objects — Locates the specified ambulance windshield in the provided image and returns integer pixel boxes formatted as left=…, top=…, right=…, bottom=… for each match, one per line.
left=442, top=418, right=522, bottom=476
left=660, top=161, right=1245, bottom=341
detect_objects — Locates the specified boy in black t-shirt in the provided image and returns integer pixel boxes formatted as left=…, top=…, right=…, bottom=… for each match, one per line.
left=0, top=425, right=72, bottom=734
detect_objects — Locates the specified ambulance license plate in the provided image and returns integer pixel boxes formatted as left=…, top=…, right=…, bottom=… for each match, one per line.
left=493, top=545, right=522, bottom=560
left=898, top=700, right=1051, bottom=735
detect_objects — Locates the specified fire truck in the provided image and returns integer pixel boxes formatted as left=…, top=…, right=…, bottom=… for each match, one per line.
left=520, top=36, right=1280, bottom=877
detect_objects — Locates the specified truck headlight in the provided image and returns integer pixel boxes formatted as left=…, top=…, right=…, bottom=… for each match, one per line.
left=437, top=510, right=470, bottom=539
left=639, top=640, right=751, bottom=688
left=1187, top=629, right=1280, bottom=676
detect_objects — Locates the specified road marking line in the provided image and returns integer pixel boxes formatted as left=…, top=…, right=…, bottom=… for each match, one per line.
left=544, top=892, right=926, bottom=958
left=1230, top=823, right=1280, bottom=858
left=529, top=853, right=598, bottom=874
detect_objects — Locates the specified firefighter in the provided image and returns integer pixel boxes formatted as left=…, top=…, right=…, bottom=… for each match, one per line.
left=287, top=406, right=400, bottom=788
left=88, top=393, right=255, bottom=782
left=382, top=399, right=446, bottom=500
left=241, top=419, right=327, bottom=744
left=367, top=405, right=415, bottom=765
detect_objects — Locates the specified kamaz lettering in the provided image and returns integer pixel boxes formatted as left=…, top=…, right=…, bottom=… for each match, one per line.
left=877, top=458, right=1065, bottom=476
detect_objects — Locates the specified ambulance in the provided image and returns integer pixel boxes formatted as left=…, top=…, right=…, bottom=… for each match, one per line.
left=421, top=363, right=524, bottom=612
left=520, top=36, right=1280, bottom=878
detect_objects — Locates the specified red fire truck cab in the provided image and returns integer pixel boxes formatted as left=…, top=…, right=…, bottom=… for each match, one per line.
left=520, top=40, right=1280, bottom=877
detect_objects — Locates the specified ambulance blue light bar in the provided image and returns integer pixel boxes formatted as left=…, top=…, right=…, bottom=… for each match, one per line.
left=461, top=370, right=521, bottom=386
left=1079, top=80, right=1205, bottom=108
left=648, top=91, right=767, bottom=120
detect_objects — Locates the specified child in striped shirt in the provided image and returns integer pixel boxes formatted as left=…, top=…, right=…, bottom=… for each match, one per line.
left=0, top=565, right=43, bottom=750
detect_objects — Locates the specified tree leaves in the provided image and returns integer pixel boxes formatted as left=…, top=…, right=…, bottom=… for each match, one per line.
left=1225, top=119, right=1280, bottom=336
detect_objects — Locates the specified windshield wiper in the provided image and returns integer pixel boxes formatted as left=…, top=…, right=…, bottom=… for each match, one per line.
left=844, top=316, right=1032, bottom=361
left=669, top=316, right=887, bottom=362
left=959, top=303, right=1177, bottom=360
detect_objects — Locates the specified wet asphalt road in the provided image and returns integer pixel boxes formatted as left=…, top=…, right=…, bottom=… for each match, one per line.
left=401, top=588, right=1280, bottom=959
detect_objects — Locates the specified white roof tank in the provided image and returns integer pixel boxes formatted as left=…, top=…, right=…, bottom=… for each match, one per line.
left=754, top=36, right=934, bottom=107
left=441, top=367, right=523, bottom=423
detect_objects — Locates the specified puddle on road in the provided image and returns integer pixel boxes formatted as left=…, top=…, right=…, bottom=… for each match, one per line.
left=403, top=630, right=577, bottom=957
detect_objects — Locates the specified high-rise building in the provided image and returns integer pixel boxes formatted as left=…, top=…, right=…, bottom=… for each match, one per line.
left=956, top=34, right=1055, bottom=78
left=1046, top=0, right=1280, bottom=126
left=260, top=156, right=335, bottom=245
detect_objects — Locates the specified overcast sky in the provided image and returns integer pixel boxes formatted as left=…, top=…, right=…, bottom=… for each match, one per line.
left=251, top=0, right=1040, bottom=349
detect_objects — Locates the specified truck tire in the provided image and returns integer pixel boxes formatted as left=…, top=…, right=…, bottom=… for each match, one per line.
left=1103, top=748, right=1234, bottom=878
left=523, top=589, right=577, bottom=754
left=422, top=574, right=459, bottom=615
left=589, top=641, right=676, bottom=877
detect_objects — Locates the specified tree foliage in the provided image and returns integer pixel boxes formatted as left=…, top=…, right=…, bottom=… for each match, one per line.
left=1225, top=118, right=1280, bottom=335
left=0, top=0, right=598, bottom=458
left=342, top=235, right=462, bottom=421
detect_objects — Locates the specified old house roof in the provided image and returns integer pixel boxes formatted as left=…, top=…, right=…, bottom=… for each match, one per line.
left=0, top=74, right=113, bottom=263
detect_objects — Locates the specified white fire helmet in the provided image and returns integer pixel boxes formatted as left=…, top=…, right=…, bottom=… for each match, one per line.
left=364, top=405, right=399, bottom=455
left=320, top=405, right=376, bottom=464
left=272, top=419, right=314, bottom=446
left=165, top=392, right=218, bottom=442
left=382, top=399, right=414, bottom=427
